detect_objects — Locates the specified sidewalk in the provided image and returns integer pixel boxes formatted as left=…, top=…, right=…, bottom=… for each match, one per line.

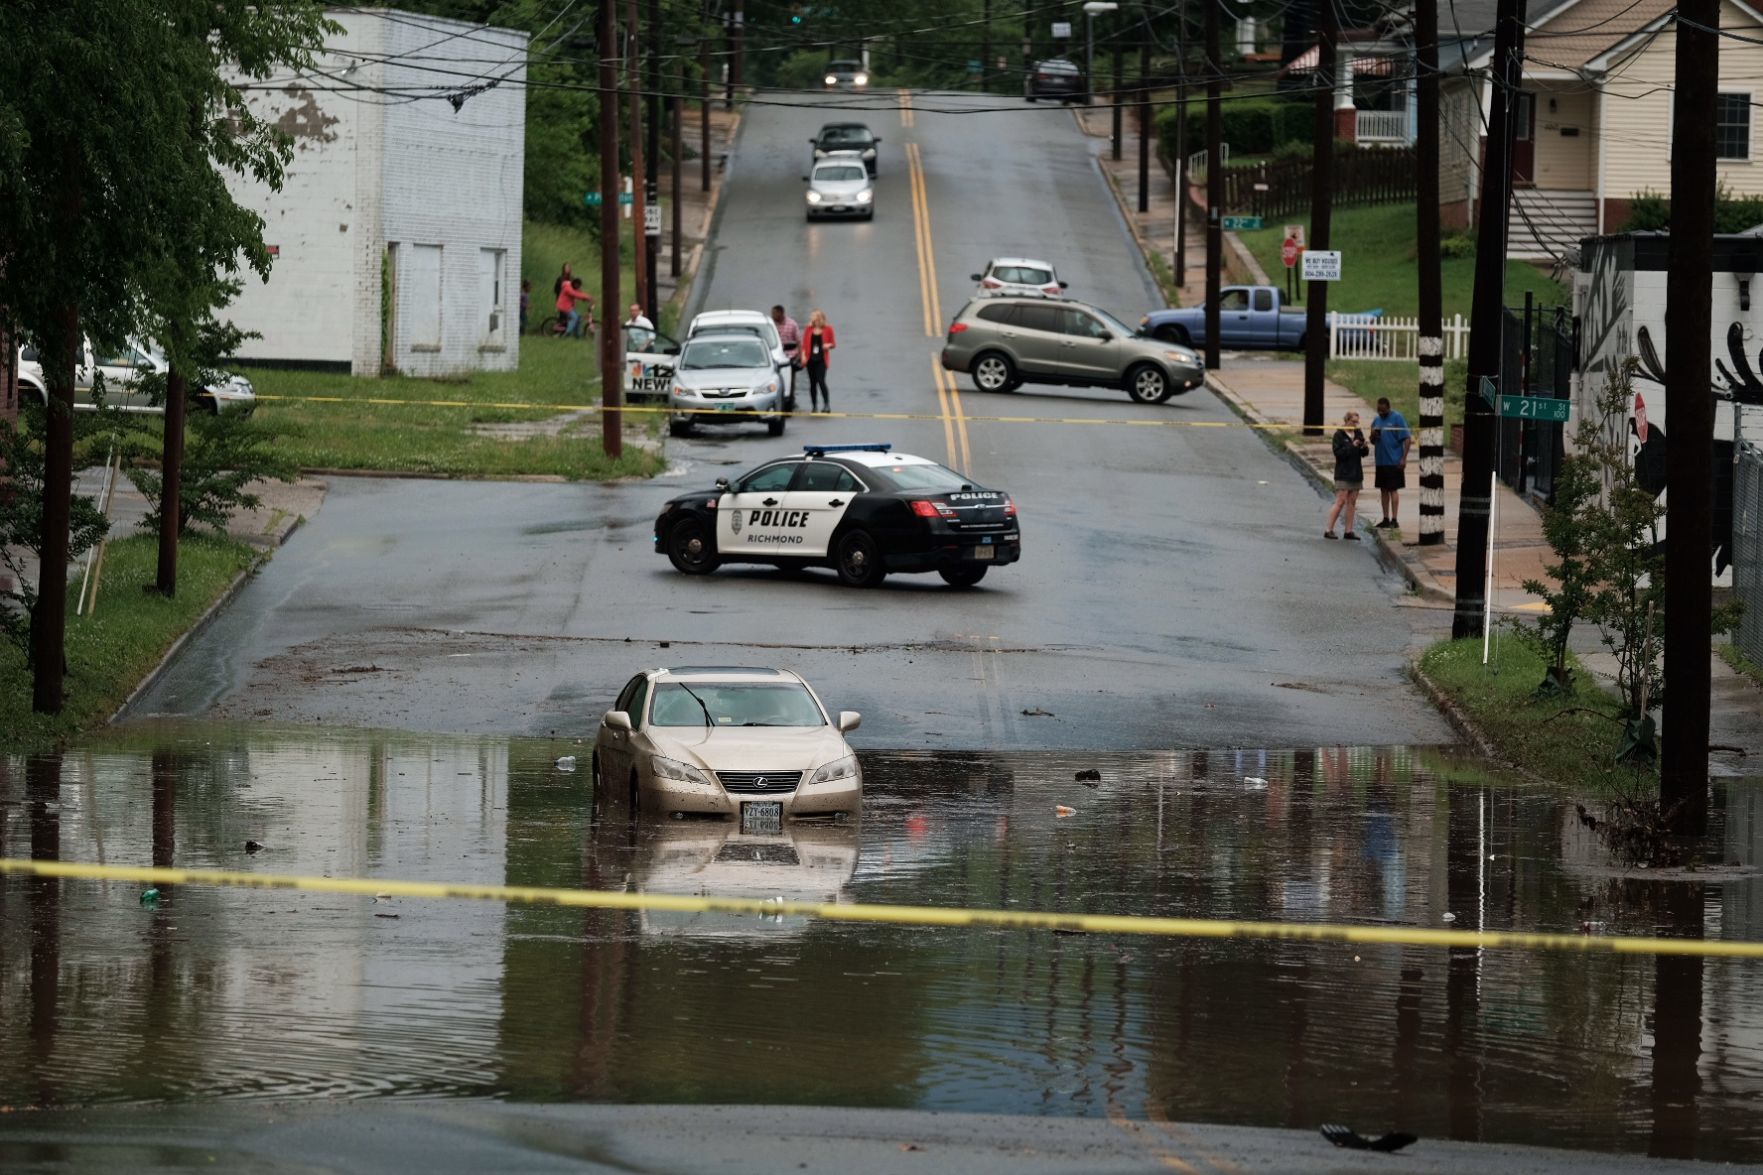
left=655, top=103, right=742, bottom=315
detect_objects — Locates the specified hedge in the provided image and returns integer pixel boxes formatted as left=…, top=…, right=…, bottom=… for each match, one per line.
left=1621, top=186, right=1763, bottom=234
left=1155, top=97, right=1313, bottom=161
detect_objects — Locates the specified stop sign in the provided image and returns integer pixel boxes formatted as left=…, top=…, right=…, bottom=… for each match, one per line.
left=1281, top=237, right=1299, bottom=268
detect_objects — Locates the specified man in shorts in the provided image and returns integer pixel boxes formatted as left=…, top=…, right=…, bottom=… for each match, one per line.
left=1371, top=396, right=1412, bottom=529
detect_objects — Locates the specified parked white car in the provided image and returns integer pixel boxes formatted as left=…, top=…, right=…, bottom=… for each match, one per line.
left=16, top=338, right=256, bottom=416
left=686, top=309, right=793, bottom=410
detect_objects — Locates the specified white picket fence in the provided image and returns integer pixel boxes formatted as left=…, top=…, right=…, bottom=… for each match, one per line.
left=1327, top=312, right=1472, bottom=362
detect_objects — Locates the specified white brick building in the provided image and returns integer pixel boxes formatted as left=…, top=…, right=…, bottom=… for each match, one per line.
left=226, top=9, right=527, bottom=376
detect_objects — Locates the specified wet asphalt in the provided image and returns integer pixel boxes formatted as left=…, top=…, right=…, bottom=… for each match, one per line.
left=123, top=91, right=1448, bottom=751
left=4, top=736, right=1763, bottom=1169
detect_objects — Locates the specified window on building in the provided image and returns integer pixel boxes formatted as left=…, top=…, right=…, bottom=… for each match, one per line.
left=1718, top=93, right=1753, bottom=160
left=409, top=244, right=443, bottom=350
left=480, top=247, right=506, bottom=347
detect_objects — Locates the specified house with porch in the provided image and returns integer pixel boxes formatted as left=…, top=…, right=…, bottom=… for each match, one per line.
left=1436, top=0, right=1763, bottom=259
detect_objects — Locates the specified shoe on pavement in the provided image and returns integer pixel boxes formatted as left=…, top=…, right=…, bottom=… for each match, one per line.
left=1324, top=530, right=1337, bottom=540
left=1344, top=532, right=1361, bottom=541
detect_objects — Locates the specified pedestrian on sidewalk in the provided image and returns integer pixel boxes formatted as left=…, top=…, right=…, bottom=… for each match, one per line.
left=1371, top=396, right=1412, bottom=529
left=803, top=309, right=836, bottom=413
left=519, top=279, right=531, bottom=335
left=1326, top=410, right=1369, bottom=541
left=772, top=304, right=801, bottom=405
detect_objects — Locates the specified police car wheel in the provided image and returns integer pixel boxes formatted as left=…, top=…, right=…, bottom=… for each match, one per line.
left=939, top=566, right=988, bottom=588
left=1127, top=363, right=1172, bottom=405
left=667, top=520, right=720, bottom=575
left=834, top=530, right=887, bottom=588
left=768, top=415, right=786, bottom=437
left=972, top=352, right=1016, bottom=393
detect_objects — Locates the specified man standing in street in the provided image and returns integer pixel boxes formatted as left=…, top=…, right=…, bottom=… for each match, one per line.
left=1371, top=396, right=1412, bottom=529
left=771, top=304, right=801, bottom=405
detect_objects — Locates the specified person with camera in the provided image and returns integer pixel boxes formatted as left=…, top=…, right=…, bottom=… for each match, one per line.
left=1325, top=409, right=1370, bottom=540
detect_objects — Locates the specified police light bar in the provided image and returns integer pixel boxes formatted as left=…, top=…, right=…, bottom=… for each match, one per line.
left=802, top=443, right=892, bottom=456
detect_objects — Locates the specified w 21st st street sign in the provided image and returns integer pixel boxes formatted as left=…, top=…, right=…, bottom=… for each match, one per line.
left=1500, top=395, right=1571, bottom=423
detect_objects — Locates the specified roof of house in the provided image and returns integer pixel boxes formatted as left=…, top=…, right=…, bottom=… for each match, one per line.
left=1480, top=0, right=1676, bottom=71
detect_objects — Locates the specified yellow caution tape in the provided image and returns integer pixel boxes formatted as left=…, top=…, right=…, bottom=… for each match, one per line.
left=250, top=394, right=1300, bottom=432
left=0, top=857, right=1752, bottom=958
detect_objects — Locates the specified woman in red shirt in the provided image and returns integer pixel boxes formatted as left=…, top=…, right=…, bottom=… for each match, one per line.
left=802, top=309, right=837, bottom=412
left=554, top=264, right=593, bottom=338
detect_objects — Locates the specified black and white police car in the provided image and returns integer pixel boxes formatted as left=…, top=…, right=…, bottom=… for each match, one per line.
left=653, top=444, right=1020, bottom=588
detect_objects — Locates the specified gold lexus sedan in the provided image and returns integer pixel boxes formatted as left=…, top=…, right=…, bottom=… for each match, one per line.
left=593, top=666, right=862, bottom=827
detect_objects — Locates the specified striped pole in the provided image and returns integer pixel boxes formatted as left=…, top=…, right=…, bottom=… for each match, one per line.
left=1418, top=335, right=1446, bottom=544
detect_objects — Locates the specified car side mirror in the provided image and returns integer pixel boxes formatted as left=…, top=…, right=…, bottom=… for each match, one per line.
left=970, top=273, right=983, bottom=281
left=603, top=710, right=632, bottom=732
left=837, top=711, right=861, bottom=732
left=663, top=346, right=679, bottom=356
left=1059, top=281, right=1069, bottom=289
left=801, top=175, right=811, bottom=182
left=873, top=137, right=882, bottom=144
left=1096, top=332, right=1112, bottom=343
left=715, top=477, right=731, bottom=491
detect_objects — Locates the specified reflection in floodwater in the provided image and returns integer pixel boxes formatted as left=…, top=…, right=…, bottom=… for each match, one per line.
left=2, top=731, right=1763, bottom=1159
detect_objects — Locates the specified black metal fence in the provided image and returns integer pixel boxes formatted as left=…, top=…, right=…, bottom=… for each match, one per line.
left=1494, top=301, right=1574, bottom=502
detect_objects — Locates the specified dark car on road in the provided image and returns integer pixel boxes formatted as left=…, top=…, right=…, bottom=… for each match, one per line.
left=1026, top=58, right=1086, bottom=103
left=654, top=443, right=1020, bottom=589
left=940, top=294, right=1205, bottom=404
left=810, top=122, right=881, bottom=177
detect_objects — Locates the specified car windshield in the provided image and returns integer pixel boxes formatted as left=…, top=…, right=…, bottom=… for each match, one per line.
left=681, top=339, right=768, bottom=369
left=996, top=266, right=1053, bottom=285
left=649, top=682, right=826, bottom=727
left=815, top=165, right=867, bottom=182
left=873, top=462, right=973, bottom=491
left=821, top=128, right=871, bottom=145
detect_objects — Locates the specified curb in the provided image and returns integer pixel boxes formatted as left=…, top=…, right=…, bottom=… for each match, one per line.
left=1205, top=369, right=1444, bottom=601
left=109, top=513, right=309, bottom=725
left=1408, top=662, right=1530, bottom=777
left=684, top=108, right=748, bottom=327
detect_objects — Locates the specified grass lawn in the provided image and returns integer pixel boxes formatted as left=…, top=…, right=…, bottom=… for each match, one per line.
left=241, top=221, right=666, bottom=480
left=1328, top=357, right=1468, bottom=439
left=0, top=535, right=258, bottom=751
left=1419, top=637, right=1657, bottom=794
left=1235, top=203, right=1569, bottom=321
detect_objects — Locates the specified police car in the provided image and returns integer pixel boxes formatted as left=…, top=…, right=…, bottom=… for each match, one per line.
left=654, top=444, right=1020, bottom=588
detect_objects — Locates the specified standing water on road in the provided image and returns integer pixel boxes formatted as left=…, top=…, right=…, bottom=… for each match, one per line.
left=4, top=729, right=1763, bottom=1162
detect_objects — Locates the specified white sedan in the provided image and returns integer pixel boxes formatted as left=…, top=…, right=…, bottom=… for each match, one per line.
left=594, top=666, right=862, bottom=828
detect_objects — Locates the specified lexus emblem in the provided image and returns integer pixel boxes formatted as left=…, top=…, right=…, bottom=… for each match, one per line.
left=754, top=776, right=768, bottom=789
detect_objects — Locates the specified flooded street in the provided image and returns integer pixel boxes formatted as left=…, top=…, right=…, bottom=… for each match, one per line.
left=5, top=732, right=1763, bottom=1164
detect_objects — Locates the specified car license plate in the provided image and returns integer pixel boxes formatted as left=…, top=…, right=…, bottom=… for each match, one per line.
left=720, top=402, right=740, bottom=412
left=741, top=801, right=783, bottom=833
left=972, top=546, right=995, bottom=560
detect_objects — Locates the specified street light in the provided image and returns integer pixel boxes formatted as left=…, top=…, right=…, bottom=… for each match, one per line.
left=1083, top=1, right=1117, bottom=105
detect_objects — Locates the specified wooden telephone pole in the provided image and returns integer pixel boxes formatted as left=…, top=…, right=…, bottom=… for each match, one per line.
left=1415, top=0, right=1446, bottom=544
left=599, top=0, right=622, bottom=459
left=1302, top=0, right=1337, bottom=436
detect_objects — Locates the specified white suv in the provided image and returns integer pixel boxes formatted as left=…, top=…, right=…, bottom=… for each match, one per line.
left=17, top=339, right=257, bottom=416
left=971, top=257, right=1068, bottom=299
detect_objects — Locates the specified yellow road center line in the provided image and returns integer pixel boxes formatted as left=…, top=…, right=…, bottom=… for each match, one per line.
left=914, top=147, right=943, bottom=332
left=930, top=355, right=957, bottom=468
left=3, top=858, right=1761, bottom=958
left=907, top=144, right=935, bottom=339
left=1106, top=1100, right=1204, bottom=1174
left=1146, top=1100, right=1245, bottom=1175
left=899, top=88, right=914, bottom=128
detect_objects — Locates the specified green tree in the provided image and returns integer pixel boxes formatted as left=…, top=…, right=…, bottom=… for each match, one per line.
left=0, top=0, right=327, bottom=713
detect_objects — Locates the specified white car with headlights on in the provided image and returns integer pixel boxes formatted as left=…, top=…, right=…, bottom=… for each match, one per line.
left=803, top=160, right=874, bottom=222
left=593, top=666, right=863, bottom=829
left=667, top=333, right=787, bottom=437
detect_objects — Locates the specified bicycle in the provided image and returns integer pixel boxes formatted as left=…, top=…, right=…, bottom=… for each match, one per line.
left=534, top=314, right=593, bottom=339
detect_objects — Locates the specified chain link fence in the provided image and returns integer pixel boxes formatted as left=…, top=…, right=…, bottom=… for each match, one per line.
left=1734, top=441, right=1763, bottom=665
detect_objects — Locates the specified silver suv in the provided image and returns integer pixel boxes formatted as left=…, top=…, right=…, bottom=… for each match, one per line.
left=940, top=296, right=1205, bottom=404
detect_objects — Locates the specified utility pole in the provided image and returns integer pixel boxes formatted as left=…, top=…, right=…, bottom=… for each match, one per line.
left=1204, top=0, right=1222, bottom=371
left=627, top=0, right=646, bottom=319
left=1174, top=13, right=1187, bottom=291
left=645, top=0, right=661, bottom=323
left=1112, top=35, right=1123, bottom=161
left=1415, top=0, right=1446, bottom=546
left=700, top=34, right=711, bottom=191
left=1302, top=0, right=1336, bottom=437
left=1451, top=0, right=1527, bottom=638
left=1137, top=37, right=1150, bottom=213
left=731, top=0, right=744, bottom=101
left=598, top=0, right=622, bottom=460
left=671, top=81, right=683, bottom=278
left=1662, top=0, right=1720, bottom=834
left=981, top=0, right=992, bottom=93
